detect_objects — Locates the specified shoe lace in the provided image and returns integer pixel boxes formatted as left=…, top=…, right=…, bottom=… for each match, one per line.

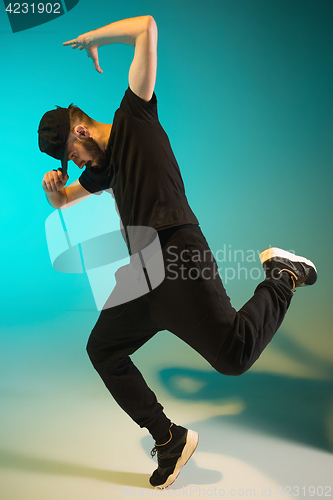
left=150, top=424, right=174, bottom=460
left=151, top=446, right=164, bottom=466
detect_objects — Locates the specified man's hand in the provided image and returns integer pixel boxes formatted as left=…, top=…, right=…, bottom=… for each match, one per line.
left=63, top=33, right=102, bottom=73
left=62, top=16, right=157, bottom=101
left=42, top=169, right=69, bottom=193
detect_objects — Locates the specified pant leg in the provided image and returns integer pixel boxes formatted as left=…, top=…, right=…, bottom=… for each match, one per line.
left=86, top=224, right=293, bottom=440
left=153, top=225, right=293, bottom=376
left=218, top=276, right=293, bottom=375
left=86, top=298, right=171, bottom=440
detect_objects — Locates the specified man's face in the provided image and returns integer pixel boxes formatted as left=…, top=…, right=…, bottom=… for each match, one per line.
left=67, top=136, right=107, bottom=170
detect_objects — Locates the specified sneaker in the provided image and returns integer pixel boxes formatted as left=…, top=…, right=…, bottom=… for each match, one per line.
left=260, top=247, right=317, bottom=291
left=149, top=423, right=199, bottom=489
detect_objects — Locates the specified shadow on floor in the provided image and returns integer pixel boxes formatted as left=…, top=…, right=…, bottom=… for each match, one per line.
left=158, top=364, right=333, bottom=452
left=0, top=448, right=151, bottom=488
left=157, top=329, right=333, bottom=453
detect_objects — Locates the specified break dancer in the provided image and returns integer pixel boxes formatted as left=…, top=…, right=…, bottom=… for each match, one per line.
left=39, top=16, right=317, bottom=489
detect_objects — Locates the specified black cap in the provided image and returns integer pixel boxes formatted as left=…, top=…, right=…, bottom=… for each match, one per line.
left=38, top=105, right=71, bottom=176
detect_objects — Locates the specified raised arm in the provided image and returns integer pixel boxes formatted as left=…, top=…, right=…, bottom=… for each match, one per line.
left=63, top=15, right=158, bottom=102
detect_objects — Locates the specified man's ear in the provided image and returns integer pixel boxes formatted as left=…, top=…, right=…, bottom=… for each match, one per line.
left=73, top=125, right=90, bottom=140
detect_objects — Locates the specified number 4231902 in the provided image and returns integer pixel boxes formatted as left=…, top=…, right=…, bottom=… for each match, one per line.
left=5, top=3, right=61, bottom=14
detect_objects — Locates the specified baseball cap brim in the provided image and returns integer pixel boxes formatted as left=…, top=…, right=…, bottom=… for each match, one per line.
left=61, top=143, right=68, bottom=177
left=38, top=105, right=71, bottom=176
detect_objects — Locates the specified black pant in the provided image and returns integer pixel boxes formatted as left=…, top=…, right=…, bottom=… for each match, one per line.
left=86, top=225, right=293, bottom=441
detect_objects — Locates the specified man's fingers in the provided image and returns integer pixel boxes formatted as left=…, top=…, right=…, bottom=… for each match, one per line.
left=94, top=60, right=103, bottom=73
left=63, top=36, right=103, bottom=72
left=49, top=172, right=59, bottom=191
left=42, top=179, right=50, bottom=191
left=43, top=177, right=56, bottom=192
left=63, top=38, right=78, bottom=46
left=89, top=46, right=103, bottom=73
left=57, top=172, right=69, bottom=186
left=55, top=169, right=63, bottom=180
left=42, top=170, right=68, bottom=193
left=63, top=39, right=83, bottom=50
left=52, top=170, right=62, bottom=185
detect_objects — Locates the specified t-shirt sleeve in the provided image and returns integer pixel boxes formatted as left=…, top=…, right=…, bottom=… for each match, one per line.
left=78, top=87, right=158, bottom=195
left=119, top=87, right=158, bottom=121
left=79, top=167, right=104, bottom=195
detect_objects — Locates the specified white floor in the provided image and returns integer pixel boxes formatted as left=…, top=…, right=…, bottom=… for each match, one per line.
left=1, top=315, right=332, bottom=500
left=1, top=392, right=332, bottom=500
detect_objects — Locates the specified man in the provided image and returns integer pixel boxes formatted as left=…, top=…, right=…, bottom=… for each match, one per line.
left=39, top=15, right=317, bottom=489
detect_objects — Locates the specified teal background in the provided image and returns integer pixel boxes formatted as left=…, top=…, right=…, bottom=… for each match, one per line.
left=1, top=0, right=333, bottom=466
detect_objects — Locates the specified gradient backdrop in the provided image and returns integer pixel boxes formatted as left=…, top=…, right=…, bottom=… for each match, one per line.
left=1, top=0, right=332, bottom=497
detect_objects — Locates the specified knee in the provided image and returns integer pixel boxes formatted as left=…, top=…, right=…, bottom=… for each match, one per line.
left=86, top=334, right=97, bottom=364
left=86, top=333, right=111, bottom=371
left=212, top=344, right=255, bottom=376
left=86, top=341, right=101, bottom=373
left=212, top=332, right=259, bottom=376
left=86, top=333, right=128, bottom=376
left=228, top=363, right=251, bottom=376
left=213, top=359, right=251, bottom=377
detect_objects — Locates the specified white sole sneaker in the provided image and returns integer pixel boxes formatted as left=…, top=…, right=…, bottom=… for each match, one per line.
left=157, top=429, right=199, bottom=489
left=259, top=247, right=317, bottom=273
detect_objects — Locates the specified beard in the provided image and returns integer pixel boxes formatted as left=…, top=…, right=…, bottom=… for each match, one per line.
left=80, top=137, right=107, bottom=169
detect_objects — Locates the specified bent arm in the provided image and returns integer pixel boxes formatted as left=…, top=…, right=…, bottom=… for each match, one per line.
left=43, top=175, right=91, bottom=209
left=63, top=16, right=158, bottom=102
left=63, top=179, right=92, bottom=208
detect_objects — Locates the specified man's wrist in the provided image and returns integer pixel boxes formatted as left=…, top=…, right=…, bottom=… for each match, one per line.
left=45, top=189, right=66, bottom=209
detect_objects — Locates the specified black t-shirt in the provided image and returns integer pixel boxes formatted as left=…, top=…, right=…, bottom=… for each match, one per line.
left=79, top=87, right=199, bottom=231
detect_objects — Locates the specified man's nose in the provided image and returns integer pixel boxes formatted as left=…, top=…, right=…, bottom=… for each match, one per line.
left=72, top=158, right=84, bottom=169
